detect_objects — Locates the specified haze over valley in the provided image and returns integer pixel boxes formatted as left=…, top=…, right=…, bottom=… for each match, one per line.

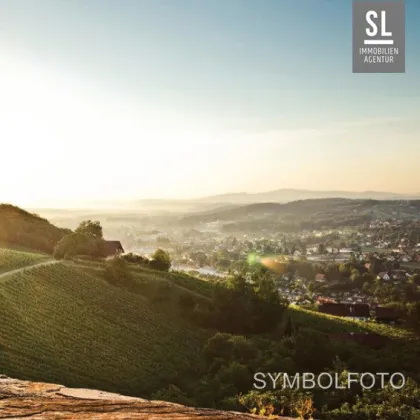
left=2, top=0, right=420, bottom=418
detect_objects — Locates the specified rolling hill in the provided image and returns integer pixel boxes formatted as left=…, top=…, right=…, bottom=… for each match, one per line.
left=180, top=198, right=420, bottom=228
left=194, top=188, right=420, bottom=204
left=1, top=246, right=420, bottom=418
left=195, top=189, right=420, bottom=204
left=0, top=204, right=70, bottom=253
left=0, top=248, right=50, bottom=274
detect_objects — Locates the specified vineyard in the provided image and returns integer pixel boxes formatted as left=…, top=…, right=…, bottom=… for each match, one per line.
left=130, top=264, right=215, bottom=298
left=1, top=247, right=419, bottom=405
left=71, top=258, right=214, bottom=302
left=288, top=305, right=416, bottom=340
left=0, top=260, right=210, bottom=397
left=0, top=248, right=49, bottom=275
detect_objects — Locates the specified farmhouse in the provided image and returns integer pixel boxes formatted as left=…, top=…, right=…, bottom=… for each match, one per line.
left=377, top=272, right=391, bottom=281
left=319, top=302, right=371, bottom=319
left=349, top=303, right=370, bottom=318
left=374, top=307, right=402, bottom=323
left=319, top=303, right=351, bottom=317
left=103, top=240, right=125, bottom=257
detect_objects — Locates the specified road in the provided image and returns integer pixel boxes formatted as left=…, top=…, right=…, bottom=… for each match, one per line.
left=0, top=260, right=59, bottom=280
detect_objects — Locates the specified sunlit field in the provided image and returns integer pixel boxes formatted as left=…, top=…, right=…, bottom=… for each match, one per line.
left=0, top=248, right=49, bottom=275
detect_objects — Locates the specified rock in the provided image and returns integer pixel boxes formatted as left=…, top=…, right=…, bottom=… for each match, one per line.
left=0, top=376, right=290, bottom=419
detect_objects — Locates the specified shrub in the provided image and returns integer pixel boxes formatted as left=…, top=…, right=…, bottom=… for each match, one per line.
left=103, top=256, right=133, bottom=287
left=150, top=249, right=171, bottom=272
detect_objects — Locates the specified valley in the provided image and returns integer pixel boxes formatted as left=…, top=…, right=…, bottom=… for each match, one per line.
left=1, top=199, right=420, bottom=418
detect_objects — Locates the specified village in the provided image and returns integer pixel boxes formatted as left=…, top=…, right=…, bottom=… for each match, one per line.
left=98, top=217, right=420, bottom=324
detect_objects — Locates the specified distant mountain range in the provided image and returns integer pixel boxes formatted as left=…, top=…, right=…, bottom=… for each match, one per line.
left=180, top=198, right=420, bottom=227
left=101, top=189, right=420, bottom=209
left=28, top=189, right=420, bottom=213
left=194, top=189, right=420, bottom=204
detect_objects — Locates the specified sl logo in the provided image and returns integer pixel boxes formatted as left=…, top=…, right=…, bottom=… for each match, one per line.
left=365, top=10, right=393, bottom=45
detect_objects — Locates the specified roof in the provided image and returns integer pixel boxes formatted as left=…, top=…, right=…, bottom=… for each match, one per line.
left=349, top=304, right=370, bottom=317
left=374, top=306, right=402, bottom=320
left=317, top=297, right=336, bottom=304
left=103, top=240, right=125, bottom=256
left=319, top=303, right=351, bottom=317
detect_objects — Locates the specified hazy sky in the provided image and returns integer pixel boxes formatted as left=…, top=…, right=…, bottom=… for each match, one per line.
left=1, top=0, right=419, bottom=207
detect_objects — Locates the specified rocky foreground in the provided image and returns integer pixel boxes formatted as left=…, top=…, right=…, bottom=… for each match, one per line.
left=0, top=376, right=292, bottom=419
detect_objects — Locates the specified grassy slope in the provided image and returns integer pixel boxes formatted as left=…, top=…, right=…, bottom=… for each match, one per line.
left=0, top=204, right=70, bottom=254
left=1, top=246, right=418, bottom=399
left=0, top=248, right=50, bottom=274
left=72, top=259, right=214, bottom=300
left=288, top=305, right=416, bottom=340
left=0, top=258, right=210, bottom=397
left=288, top=306, right=420, bottom=378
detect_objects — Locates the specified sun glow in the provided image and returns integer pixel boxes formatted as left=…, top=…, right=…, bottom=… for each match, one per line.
left=0, top=54, right=226, bottom=207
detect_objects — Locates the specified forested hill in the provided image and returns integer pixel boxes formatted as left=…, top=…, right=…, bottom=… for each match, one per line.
left=180, top=198, right=420, bottom=227
left=0, top=204, right=70, bottom=253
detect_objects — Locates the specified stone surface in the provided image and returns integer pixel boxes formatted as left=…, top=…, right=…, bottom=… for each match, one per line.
left=0, top=376, right=288, bottom=419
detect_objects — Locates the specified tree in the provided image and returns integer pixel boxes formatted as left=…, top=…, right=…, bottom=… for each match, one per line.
left=53, top=232, right=98, bottom=259
left=348, top=252, right=357, bottom=265
left=296, top=262, right=315, bottom=280
left=368, top=258, right=384, bottom=276
left=326, top=263, right=340, bottom=281
left=410, top=274, right=420, bottom=286
left=407, top=302, right=420, bottom=331
left=216, top=361, right=251, bottom=394
left=317, top=243, right=325, bottom=255
left=293, top=329, right=333, bottom=372
left=75, top=220, right=103, bottom=239
left=150, top=248, right=171, bottom=272
left=283, top=316, right=293, bottom=337
left=151, top=384, right=195, bottom=407
left=191, top=251, right=208, bottom=267
left=123, top=252, right=149, bottom=266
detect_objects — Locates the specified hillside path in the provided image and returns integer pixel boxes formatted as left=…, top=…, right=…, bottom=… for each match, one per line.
left=0, top=260, right=59, bottom=280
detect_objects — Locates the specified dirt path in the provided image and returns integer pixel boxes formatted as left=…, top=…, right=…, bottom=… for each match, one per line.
left=0, top=260, right=59, bottom=280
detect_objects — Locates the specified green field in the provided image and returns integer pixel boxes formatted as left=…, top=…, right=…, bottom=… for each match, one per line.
left=0, top=256, right=210, bottom=397
left=287, top=306, right=420, bottom=381
left=1, top=247, right=419, bottom=406
left=72, top=258, right=214, bottom=301
left=0, top=248, right=49, bottom=275
left=288, top=305, right=416, bottom=340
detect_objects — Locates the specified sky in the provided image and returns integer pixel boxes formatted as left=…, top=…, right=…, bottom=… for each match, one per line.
left=0, top=0, right=419, bottom=207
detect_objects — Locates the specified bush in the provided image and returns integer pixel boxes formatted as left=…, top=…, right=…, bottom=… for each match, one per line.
left=150, top=249, right=171, bottom=272
left=122, top=252, right=150, bottom=266
left=54, top=233, right=107, bottom=259
left=103, top=256, right=133, bottom=287
left=151, top=384, right=196, bottom=406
